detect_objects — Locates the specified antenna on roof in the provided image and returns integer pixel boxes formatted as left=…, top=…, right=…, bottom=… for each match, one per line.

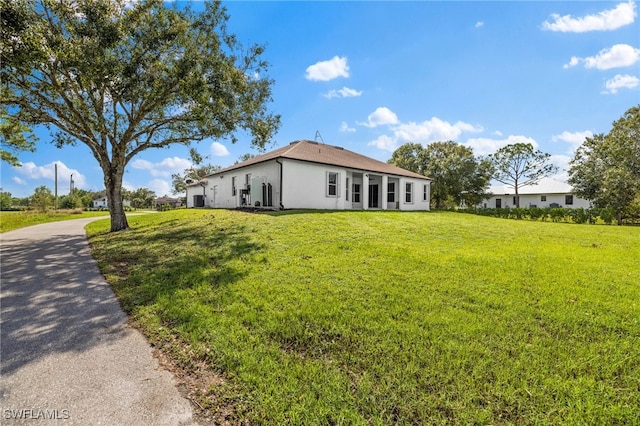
left=314, top=130, right=324, bottom=144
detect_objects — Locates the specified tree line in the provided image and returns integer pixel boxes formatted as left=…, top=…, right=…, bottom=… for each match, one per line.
left=387, top=141, right=557, bottom=210
left=387, top=105, right=639, bottom=225
left=0, top=186, right=159, bottom=212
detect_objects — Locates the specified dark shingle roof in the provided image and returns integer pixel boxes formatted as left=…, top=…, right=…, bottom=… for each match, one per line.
left=208, top=140, right=430, bottom=180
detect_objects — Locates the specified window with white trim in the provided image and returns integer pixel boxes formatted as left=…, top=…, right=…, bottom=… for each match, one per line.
left=353, top=184, right=361, bottom=203
left=405, top=182, right=413, bottom=203
left=423, top=184, right=428, bottom=201
left=387, top=182, right=395, bottom=203
left=232, top=176, right=237, bottom=196
left=327, top=172, right=339, bottom=197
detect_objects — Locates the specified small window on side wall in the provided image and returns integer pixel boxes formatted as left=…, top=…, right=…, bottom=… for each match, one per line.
left=405, top=182, right=413, bottom=203
left=327, top=172, right=339, bottom=197
left=541, top=195, right=547, bottom=202
left=565, top=195, right=573, bottom=205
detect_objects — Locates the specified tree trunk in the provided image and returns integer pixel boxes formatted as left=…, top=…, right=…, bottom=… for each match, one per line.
left=104, top=165, right=129, bottom=232
left=617, top=211, right=623, bottom=226
left=515, top=188, right=520, bottom=208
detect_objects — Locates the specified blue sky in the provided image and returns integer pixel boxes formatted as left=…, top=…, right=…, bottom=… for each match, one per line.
left=2, top=1, right=639, bottom=198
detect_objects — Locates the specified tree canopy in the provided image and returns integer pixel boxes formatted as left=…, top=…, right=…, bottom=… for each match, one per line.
left=569, top=105, right=640, bottom=225
left=171, top=148, right=220, bottom=194
left=388, top=141, right=493, bottom=208
left=0, top=106, right=36, bottom=166
left=488, top=143, right=558, bottom=208
left=1, top=0, right=280, bottom=231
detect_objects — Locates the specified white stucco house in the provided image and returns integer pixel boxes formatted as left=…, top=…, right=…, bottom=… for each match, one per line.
left=478, top=180, right=591, bottom=209
left=186, top=140, right=432, bottom=211
left=91, top=196, right=131, bottom=209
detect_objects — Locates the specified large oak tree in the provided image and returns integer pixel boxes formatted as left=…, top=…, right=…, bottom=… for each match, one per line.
left=569, top=105, right=640, bottom=225
left=388, top=141, right=493, bottom=208
left=1, top=0, right=280, bottom=231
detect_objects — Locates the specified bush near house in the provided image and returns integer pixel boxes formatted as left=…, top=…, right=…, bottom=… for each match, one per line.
left=86, top=209, right=640, bottom=425
left=459, top=206, right=639, bottom=225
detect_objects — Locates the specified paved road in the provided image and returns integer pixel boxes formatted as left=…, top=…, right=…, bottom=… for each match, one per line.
left=0, top=218, right=199, bottom=425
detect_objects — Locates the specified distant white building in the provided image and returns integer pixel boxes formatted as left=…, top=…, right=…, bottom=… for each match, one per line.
left=92, top=196, right=131, bottom=209
left=477, top=179, right=591, bottom=209
left=186, top=140, right=432, bottom=211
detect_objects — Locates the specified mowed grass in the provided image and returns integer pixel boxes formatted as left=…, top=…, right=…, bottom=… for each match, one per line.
left=0, top=210, right=110, bottom=233
left=86, top=210, right=640, bottom=425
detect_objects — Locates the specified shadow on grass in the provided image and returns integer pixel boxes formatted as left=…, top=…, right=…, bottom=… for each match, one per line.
left=91, top=216, right=264, bottom=315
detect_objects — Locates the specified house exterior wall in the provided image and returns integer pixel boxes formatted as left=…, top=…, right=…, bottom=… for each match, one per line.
left=480, top=193, right=591, bottom=209
left=91, top=197, right=130, bottom=209
left=186, top=161, right=281, bottom=209
left=186, top=158, right=431, bottom=211
left=281, top=159, right=346, bottom=209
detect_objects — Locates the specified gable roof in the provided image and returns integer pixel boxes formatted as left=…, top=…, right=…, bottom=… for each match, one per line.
left=208, top=140, right=430, bottom=180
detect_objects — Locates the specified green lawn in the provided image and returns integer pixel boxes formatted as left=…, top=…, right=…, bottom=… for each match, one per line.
left=0, top=210, right=111, bottom=233
left=86, top=209, right=640, bottom=425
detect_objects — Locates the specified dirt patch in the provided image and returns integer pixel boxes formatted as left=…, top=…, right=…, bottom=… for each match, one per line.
left=127, top=319, right=243, bottom=425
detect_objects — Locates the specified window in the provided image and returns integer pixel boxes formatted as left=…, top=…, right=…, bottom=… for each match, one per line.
left=327, top=172, right=339, bottom=197
left=405, top=183, right=413, bottom=203
left=423, top=184, right=428, bottom=201
left=513, top=196, right=517, bottom=205
left=565, top=195, right=574, bottom=205
left=352, top=184, right=361, bottom=203
left=387, top=182, right=395, bottom=203
left=245, top=173, right=251, bottom=193
left=541, top=195, right=547, bottom=202
left=232, top=176, right=237, bottom=196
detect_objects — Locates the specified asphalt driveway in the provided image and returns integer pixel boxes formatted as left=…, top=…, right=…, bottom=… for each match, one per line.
left=0, top=217, right=199, bottom=425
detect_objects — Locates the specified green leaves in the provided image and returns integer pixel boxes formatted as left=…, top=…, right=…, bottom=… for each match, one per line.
left=488, top=143, right=558, bottom=207
left=388, top=141, right=493, bottom=208
left=569, top=105, right=640, bottom=224
left=1, top=0, right=280, bottom=231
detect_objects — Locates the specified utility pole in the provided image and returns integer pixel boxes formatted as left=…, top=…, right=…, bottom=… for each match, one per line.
left=54, top=163, right=58, bottom=210
left=70, top=173, right=74, bottom=194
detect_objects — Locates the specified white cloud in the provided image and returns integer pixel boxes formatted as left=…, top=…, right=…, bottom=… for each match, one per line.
left=368, top=135, right=398, bottom=152
left=549, top=154, right=572, bottom=181
left=210, top=141, right=230, bottom=156
left=122, top=179, right=136, bottom=192
left=358, top=107, right=399, bottom=128
left=130, top=156, right=192, bottom=177
left=565, top=44, right=640, bottom=70
left=493, top=130, right=504, bottom=137
left=542, top=1, right=636, bottom=32
left=339, top=122, right=356, bottom=133
left=475, top=21, right=484, bottom=28
left=393, top=118, right=483, bottom=144
left=602, top=73, right=640, bottom=93
left=464, top=135, right=538, bottom=156
left=323, top=87, right=363, bottom=99
left=147, top=179, right=172, bottom=198
left=365, top=113, right=483, bottom=152
left=305, top=56, right=350, bottom=81
left=563, top=57, right=580, bottom=69
left=14, top=161, right=88, bottom=191
left=552, top=130, right=593, bottom=152
left=12, top=176, right=27, bottom=185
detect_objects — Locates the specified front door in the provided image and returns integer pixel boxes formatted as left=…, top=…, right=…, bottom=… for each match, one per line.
left=368, top=184, right=379, bottom=208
